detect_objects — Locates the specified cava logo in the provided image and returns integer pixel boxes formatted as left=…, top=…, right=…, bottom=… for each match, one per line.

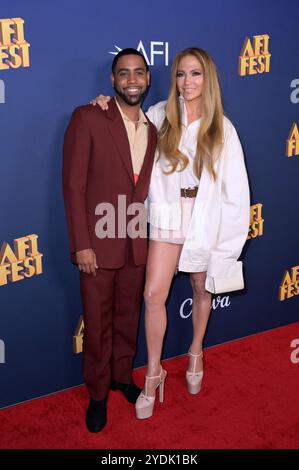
left=286, top=122, right=299, bottom=157
left=247, top=203, right=264, bottom=240
left=0, top=79, right=4, bottom=103
left=180, top=295, right=231, bottom=319
left=279, top=265, right=299, bottom=301
left=239, top=34, right=270, bottom=76
left=0, top=339, right=5, bottom=364
left=74, top=295, right=231, bottom=354
left=290, top=79, right=299, bottom=104
left=0, top=234, right=43, bottom=286
left=109, top=41, right=169, bottom=66
left=0, top=17, right=30, bottom=70
left=73, top=316, right=84, bottom=353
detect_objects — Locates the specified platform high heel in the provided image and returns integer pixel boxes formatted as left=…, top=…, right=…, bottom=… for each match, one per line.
left=135, top=366, right=167, bottom=419
left=186, top=350, right=203, bottom=395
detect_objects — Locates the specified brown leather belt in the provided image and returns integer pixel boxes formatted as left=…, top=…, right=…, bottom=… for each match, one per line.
left=180, top=187, right=198, bottom=198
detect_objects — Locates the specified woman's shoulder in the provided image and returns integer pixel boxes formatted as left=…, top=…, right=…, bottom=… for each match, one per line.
left=223, top=115, right=235, bottom=132
left=222, top=115, right=240, bottom=141
left=146, top=100, right=167, bottom=128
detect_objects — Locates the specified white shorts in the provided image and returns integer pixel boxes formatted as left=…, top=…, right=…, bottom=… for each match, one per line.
left=149, top=197, right=195, bottom=245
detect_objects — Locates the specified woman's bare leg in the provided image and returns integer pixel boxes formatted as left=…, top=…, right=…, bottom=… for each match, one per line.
left=143, top=240, right=182, bottom=395
left=188, top=271, right=212, bottom=372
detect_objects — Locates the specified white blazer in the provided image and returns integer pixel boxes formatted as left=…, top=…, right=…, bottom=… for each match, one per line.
left=146, top=100, right=250, bottom=288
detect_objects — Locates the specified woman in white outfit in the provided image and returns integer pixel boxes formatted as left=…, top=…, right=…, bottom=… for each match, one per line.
left=93, top=47, right=250, bottom=420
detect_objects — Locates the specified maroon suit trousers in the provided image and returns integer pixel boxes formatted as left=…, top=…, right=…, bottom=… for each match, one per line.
left=80, top=262, right=145, bottom=401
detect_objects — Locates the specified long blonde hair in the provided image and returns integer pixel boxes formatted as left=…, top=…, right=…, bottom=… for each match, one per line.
left=158, top=47, right=224, bottom=181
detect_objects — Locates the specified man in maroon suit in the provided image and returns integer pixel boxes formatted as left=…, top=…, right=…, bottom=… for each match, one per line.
left=63, top=49, right=156, bottom=432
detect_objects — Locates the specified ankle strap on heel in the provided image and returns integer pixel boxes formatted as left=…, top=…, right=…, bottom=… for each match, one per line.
left=145, top=366, right=163, bottom=381
left=188, top=350, right=203, bottom=358
left=144, top=366, right=163, bottom=396
left=188, top=350, right=203, bottom=375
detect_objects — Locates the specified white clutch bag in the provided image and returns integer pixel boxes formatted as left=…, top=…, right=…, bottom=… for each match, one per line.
left=205, top=261, right=244, bottom=294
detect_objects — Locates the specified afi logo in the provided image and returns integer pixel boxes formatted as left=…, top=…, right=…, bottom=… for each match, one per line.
left=109, top=41, right=169, bottom=66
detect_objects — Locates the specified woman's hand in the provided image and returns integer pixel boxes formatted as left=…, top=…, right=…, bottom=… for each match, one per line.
left=90, top=95, right=111, bottom=110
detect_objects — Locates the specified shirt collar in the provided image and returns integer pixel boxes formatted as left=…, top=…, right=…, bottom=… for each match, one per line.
left=179, top=95, right=200, bottom=128
left=115, top=98, right=148, bottom=125
left=179, top=95, right=188, bottom=127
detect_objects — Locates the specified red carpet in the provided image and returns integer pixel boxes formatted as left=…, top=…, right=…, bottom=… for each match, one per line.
left=1, top=322, right=298, bottom=449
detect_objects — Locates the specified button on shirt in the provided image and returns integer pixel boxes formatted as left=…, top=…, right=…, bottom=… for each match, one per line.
left=116, top=99, right=148, bottom=184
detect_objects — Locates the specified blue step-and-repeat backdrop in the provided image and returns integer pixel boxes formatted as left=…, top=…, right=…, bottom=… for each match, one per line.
left=0, top=0, right=298, bottom=408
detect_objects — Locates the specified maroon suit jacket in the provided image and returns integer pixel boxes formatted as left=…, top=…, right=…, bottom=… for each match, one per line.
left=63, top=98, right=157, bottom=268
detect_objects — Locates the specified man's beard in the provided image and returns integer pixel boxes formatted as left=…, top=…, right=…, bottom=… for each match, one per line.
left=114, top=86, right=148, bottom=106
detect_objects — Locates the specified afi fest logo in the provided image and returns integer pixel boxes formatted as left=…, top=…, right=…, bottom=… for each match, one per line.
left=247, top=203, right=264, bottom=240
left=73, top=316, right=84, bottom=353
left=286, top=122, right=299, bottom=157
left=109, top=41, right=169, bottom=66
left=279, top=265, right=299, bottom=301
left=239, top=34, right=270, bottom=76
left=0, top=18, right=30, bottom=70
left=0, top=235, right=43, bottom=286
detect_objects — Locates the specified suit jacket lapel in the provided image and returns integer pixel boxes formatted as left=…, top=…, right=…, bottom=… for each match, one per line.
left=107, top=98, right=135, bottom=185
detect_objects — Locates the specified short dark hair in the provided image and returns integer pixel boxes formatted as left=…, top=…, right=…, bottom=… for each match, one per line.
left=111, top=48, right=149, bottom=73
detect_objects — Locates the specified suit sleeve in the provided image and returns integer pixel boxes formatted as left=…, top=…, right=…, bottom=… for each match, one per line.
left=207, top=125, right=250, bottom=279
left=62, top=107, right=92, bottom=255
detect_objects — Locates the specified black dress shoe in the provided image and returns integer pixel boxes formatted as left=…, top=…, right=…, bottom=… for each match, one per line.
left=110, top=380, right=141, bottom=404
left=85, top=397, right=107, bottom=433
